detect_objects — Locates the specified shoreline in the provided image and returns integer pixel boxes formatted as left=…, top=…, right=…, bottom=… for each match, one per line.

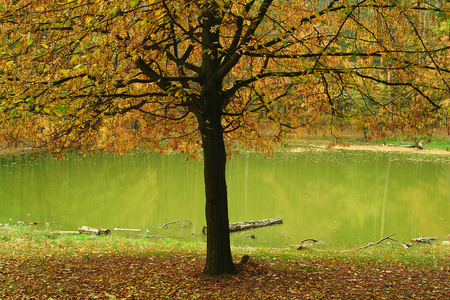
left=290, top=142, right=450, bottom=155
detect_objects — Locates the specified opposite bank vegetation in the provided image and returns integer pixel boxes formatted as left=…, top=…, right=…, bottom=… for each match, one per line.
left=0, top=225, right=449, bottom=299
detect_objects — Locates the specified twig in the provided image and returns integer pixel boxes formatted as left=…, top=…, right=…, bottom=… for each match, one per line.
left=348, top=232, right=397, bottom=252
left=300, top=238, right=319, bottom=244
left=296, top=233, right=397, bottom=252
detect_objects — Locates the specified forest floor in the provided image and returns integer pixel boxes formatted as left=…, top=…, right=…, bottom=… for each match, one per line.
left=1, top=226, right=449, bottom=299
left=1, top=252, right=449, bottom=299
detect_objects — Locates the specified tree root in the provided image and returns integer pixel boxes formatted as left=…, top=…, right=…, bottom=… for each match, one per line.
left=239, top=255, right=250, bottom=265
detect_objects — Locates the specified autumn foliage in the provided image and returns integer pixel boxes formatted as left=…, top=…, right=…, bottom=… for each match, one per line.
left=0, top=0, right=448, bottom=153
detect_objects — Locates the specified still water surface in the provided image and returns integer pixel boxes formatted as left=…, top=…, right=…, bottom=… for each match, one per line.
left=1, top=149, right=449, bottom=248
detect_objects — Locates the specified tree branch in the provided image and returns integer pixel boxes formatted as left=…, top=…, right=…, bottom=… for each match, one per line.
left=217, top=0, right=273, bottom=79
left=351, top=232, right=397, bottom=251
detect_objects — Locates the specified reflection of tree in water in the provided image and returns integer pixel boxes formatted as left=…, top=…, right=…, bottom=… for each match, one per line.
left=373, top=155, right=449, bottom=241
left=1, top=151, right=448, bottom=246
left=233, top=151, right=381, bottom=244
left=380, top=154, right=391, bottom=239
left=227, top=151, right=449, bottom=246
left=396, top=166, right=449, bottom=238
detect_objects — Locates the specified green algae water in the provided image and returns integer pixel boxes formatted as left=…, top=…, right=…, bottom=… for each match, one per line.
left=1, top=149, right=448, bottom=248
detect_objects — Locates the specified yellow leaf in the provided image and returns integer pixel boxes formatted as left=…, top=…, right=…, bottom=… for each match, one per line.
left=54, top=109, right=63, bottom=117
left=139, top=119, right=147, bottom=128
left=41, top=43, right=49, bottom=49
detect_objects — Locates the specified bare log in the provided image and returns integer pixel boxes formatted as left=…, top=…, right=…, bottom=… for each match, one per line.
left=202, top=217, right=283, bottom=235
left=411, top=236, right=438, bottom=243
left=229, top=217, right=283, bottom=232
left=78, top=226, right=111, bottom=235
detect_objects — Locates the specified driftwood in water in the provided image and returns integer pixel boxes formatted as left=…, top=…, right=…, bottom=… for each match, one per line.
left=114, top=227, right=142, bottom=232
left=78, top=226, right=111, bottom=235
left=411, top=236, right=438, bottom=243
left=202, top=217, right=283, bottom=235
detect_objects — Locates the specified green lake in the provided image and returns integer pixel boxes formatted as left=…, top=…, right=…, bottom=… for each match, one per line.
left=1, top=149, right=449, bottom=248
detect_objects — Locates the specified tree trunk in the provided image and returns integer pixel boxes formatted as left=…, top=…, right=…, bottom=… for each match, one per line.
left=199, top=112, right=236, bottom=275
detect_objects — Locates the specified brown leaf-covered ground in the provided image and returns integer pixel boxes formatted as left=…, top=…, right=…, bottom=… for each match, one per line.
left=1, top=253, right=448, bottom=299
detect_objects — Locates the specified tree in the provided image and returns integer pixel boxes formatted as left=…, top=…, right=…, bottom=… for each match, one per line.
left=1, top=0, right=449, bottom=275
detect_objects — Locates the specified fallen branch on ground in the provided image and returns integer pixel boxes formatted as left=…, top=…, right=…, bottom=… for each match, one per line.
left=296, top=233, right=397, bottom=251
left=411, top=236, right=438, bottom=243
left=300, top=238, right=319, bottom=244
left=53, top=230, right=80, bottom=235
left=159, top=219, right=192, bottom=229
left=78, top=226, right=111, bottom=235
left=296, top=239, right=321, bottom=250
left=54, top=226, right=111, bottom=235
left=349, top=232, right=397, bottom=251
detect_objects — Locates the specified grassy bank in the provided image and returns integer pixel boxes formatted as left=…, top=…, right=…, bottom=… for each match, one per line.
left=1, top=225, right=448, bottom=264
left=1, top=225, right=449, bottom=299
left=310, top=135, right=449, bottom=150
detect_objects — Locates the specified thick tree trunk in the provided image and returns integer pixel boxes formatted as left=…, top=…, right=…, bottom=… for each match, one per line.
left=199, top=114, right=236, bottom=275
left=196, top=12, right=236, bottom=272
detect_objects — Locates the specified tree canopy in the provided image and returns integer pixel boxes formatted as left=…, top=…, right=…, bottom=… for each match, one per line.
left=1, top=0, right=449, bottom=274
left=1, top=0, right=449, bottom=153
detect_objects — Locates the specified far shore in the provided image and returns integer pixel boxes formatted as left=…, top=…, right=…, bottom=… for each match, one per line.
left=2, top=130, right=449, bottom=156
left=290, top=141, right=449, bottom=155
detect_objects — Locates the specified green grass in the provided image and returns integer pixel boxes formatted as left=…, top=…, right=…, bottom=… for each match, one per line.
left=1, top=225, right=448, bottom=269
left=419, top=137, right=449, bottom=150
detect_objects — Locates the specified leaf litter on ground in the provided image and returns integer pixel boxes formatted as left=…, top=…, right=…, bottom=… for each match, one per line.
left=1, top=226, right=449, bottom=299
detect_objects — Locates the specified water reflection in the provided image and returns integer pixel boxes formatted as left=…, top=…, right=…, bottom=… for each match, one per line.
left=0, top=149, right=448, bottom=248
